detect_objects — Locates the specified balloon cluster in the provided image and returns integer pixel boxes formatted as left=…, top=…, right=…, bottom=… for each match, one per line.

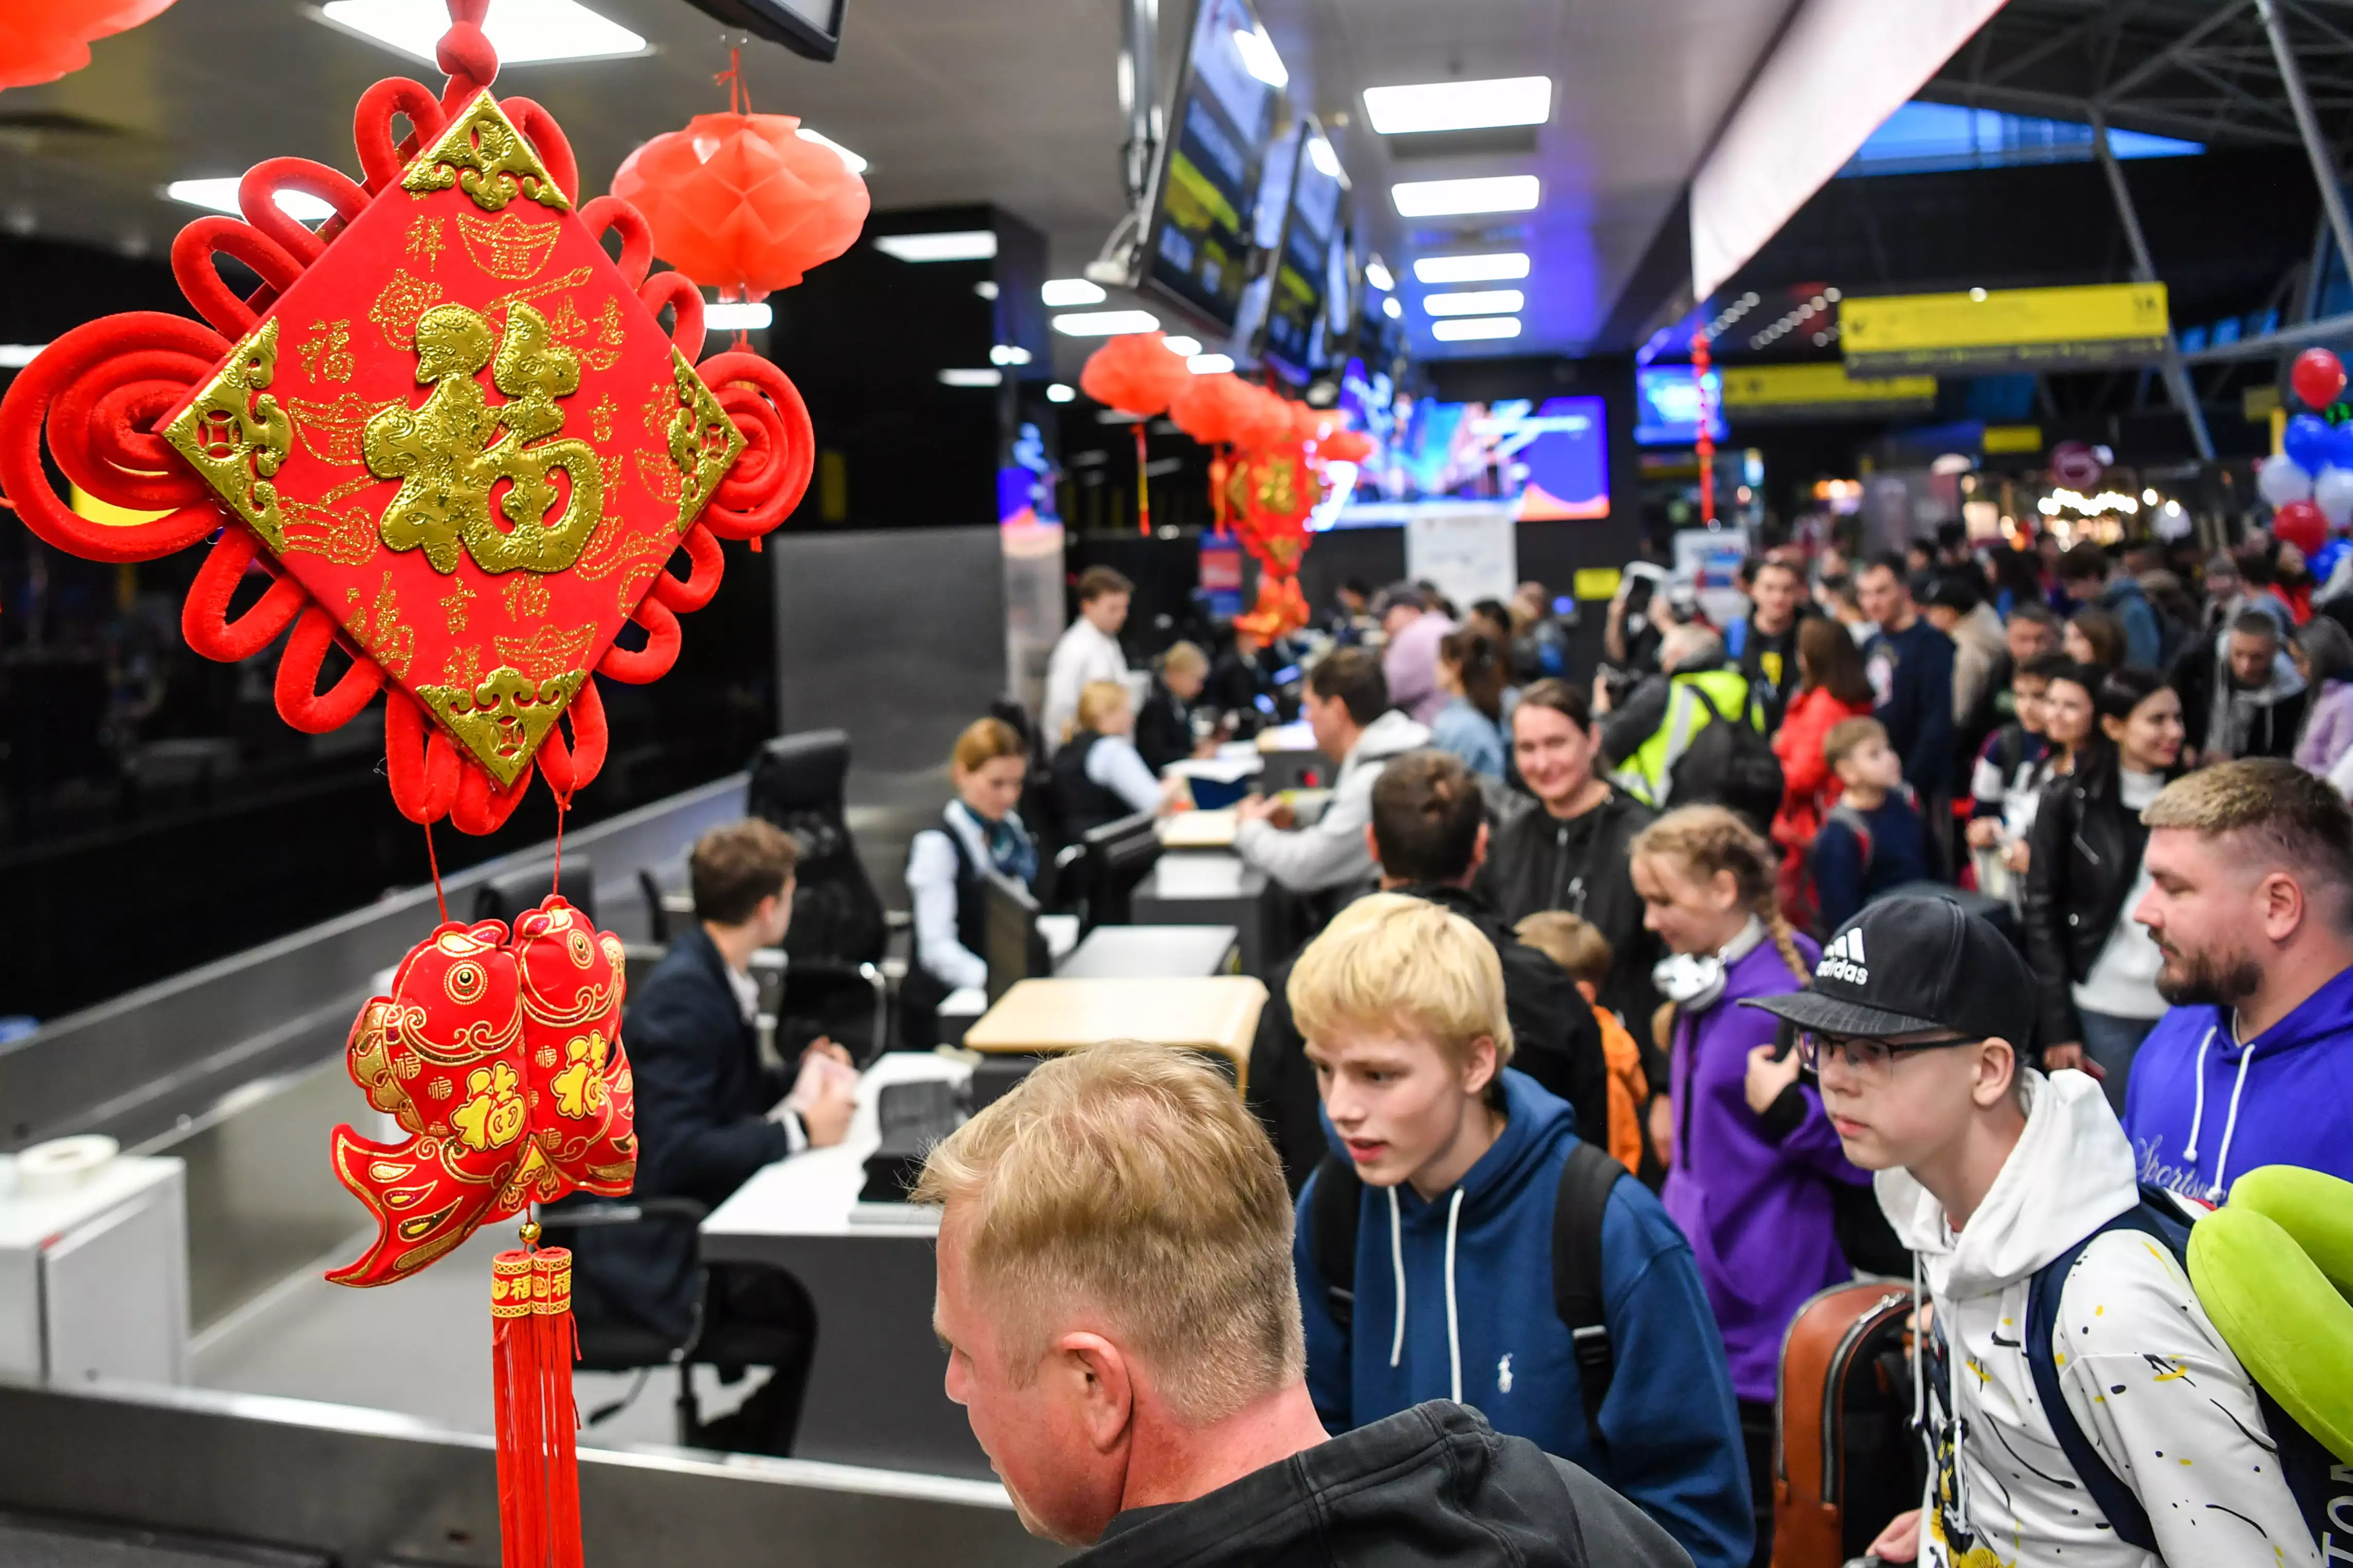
left=2260, top=348, right=2353, bottom=558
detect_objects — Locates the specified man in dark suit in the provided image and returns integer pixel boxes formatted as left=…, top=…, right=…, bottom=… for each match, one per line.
left=571, top=819, right=855, bottom=1454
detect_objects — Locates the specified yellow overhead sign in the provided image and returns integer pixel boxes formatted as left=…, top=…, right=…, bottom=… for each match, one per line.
left=1719, top=362, right=1937, bottom=420
left=1841, top=282, right=2169, bottom=374
left=1982, top=424, right=2044, bottom=454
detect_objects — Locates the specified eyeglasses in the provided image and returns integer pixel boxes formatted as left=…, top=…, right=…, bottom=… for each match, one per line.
left=1796, top=1030, right=1975, bottom=1083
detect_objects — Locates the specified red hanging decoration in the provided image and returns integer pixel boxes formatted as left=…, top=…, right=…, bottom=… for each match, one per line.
left=609, top=52, right=870, bottom=304
left=1081, top=333, right=1192, bottom=536
left=1319, top=428, right=1374, bottom=464
left=0, top=0, right=178, bottom=90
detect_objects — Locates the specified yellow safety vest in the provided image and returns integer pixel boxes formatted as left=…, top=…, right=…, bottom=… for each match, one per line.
left=1612, top=668, right=1763, bottom=807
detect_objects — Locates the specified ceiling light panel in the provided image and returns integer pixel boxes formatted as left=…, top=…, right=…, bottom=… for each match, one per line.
left=1431, top=317, right=1522, bottom=342
left=1051, top=310, right=1161, bottom=337
left=1042, top=277, right=1107, bottom=307
left=1189, top=354, right=1235, bottom=374
left=1233, top=27, right=1288, bottom=89
left=167, top=178, right=334, bottom=222
left=1413, top=252, right=1529, bottom=284
left=318, top=0, right=645, bottom=64
left=1391, top=176, right=1540, bottom=217
left=1424, top=289, right=1524, bottom=317
left=938, top=368, right=1004, bottom=387
left=874, top=230, right=998, bottom=262
left=1364, top=259, right=1394, bottom=292
left=1363, top=77, right=1553, bottom=136
left=704, top=301, right=773, bottom=330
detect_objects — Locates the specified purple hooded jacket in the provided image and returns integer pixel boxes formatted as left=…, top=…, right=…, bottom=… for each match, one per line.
left=1662, top=930, right=1872, bottom=1403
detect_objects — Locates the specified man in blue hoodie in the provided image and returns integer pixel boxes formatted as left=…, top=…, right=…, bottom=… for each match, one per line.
left=1858, top=555, right=1957, bottom=812
left=2124, top=758, right=2353, bottom=1200
left=2057, top=543, right=2163, bottom=669
left=1287, top=893, right=1753, bottom=1568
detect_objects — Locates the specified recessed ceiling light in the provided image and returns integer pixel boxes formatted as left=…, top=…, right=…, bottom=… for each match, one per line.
left=796, top=128, right=867, bottom=174
left=1382, top=296, right=1402, bottom=319
left=1189, top=353, right=1235, bottom=374
left=973, top=281, right=999, bottom=300
left=1233, top=26, right=1288, bottom=89
left=1391, top=176, right=1539, bottom=218
left=1051, top=309, right=1161, bottom=337
left=167, top=178, right=335, bottom=222
left=874, top=230, right=998, bottom=263
left=938, top=368, right=1004, bottom=388
left=705, top=301, right=772, bottom=330
left=1042, top=277, right=1107, bottom=307
left=1363, top=77, right=1552, bottom=136
left=1424, top=289, right=1524, bottom=317
left=989, top=344, right=1033, bottom=366
left=1163, top=335, right=1202, bottom=357
left=1431, top=317, right=1521, bottom=342
left=1364, top=258, right=1394, bottom=292
left=1413, top=252, right=1531, bottom=285
left=1307, top=137, right=1342, bottom=179
left=1047, top=383, right=1077, bottom=403
left=316, top=0, right=644, bottom=65
left=0, top=344, right=45, bottom=368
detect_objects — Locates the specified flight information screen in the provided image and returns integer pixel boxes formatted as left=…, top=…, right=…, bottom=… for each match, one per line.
left=1142, top=0, right=1283, bottom=333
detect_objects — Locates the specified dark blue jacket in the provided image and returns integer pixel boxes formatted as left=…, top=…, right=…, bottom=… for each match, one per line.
left=1810, top=792, right=1931, bottom=932
left=2102, top=576, right=2163, bottom=670
left=569, top=928, right=789, bottom=1340
left=1865, top=617, right=1957, bottom=799
left=1296, top=1070, right=1753, bottom=1568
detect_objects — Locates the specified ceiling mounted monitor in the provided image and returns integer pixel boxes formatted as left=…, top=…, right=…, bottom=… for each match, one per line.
left=678, top=0, right=846, bottom=63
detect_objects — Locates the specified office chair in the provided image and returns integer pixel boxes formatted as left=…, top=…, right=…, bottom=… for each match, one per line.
left=473, top=858, right=597, bottom=929
left=746, top=731, right=891, bottom=1063
left=534, top=1196, right=711, bottom=1443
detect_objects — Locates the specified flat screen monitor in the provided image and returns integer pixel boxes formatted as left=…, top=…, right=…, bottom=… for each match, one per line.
left=1078, top=811, right=1161, bottom=933
left=983, top=870, right=1042, bottom=1005
left=1137, top=0, right=1287, bottom=336
left=1634, top=366, right=1725, bottom=446
left=1260, top=120, right=1346, bottom=382
left=679, top=0, right=845, bottom=62
left=1351, top=396, right=1608, bottom=516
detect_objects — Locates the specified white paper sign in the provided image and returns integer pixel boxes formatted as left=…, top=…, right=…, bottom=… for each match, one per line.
left=1403, top=502, right=1519, bottom=609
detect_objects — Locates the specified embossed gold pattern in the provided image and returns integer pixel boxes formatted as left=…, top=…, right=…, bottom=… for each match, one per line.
left=416, top=665, right=587, bottom=785
left=403, top=91, right=572, bottom=214
left=405, top=213, right=445, bottom=270
left=296, top=319, right=354, bottom=382
left=656, top=347, right=744, bottom=535
left=368, top=269, right=442, bottom=351
left=162, top=320, right=294, bottom=551
left=455, top=209, right=563, bottom=280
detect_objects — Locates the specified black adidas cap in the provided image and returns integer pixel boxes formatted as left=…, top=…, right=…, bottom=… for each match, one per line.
left=1742, top=893, right=2037, bottom=1046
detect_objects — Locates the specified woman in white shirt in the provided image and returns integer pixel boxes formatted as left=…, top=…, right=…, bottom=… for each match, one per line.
left=1050, top=680, right=1177, bottom=838
left=901, top=717, right=1037, bottom=1047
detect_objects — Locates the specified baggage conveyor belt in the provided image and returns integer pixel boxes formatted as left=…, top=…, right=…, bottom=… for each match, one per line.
left=0, top=1515, right=324, bottom=1568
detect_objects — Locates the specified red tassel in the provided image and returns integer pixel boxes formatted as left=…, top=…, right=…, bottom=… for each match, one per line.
left=1134, top=421, right=1151, bottom=537
left=492, top=1244, right=583, bottom=1568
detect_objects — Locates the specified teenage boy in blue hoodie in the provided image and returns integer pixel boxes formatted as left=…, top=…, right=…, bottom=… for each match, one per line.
left=2124, top=758, right=2353, bottom=1198
left=1287, top=893, right=1753, bottom=1568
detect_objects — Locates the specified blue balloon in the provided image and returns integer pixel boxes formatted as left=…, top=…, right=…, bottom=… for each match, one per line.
left=2315, top=538, right=2351, bottom=584
left=2287, top=413, right=2338, bottom=472
left=2328, top=421, right=2353, bottom=472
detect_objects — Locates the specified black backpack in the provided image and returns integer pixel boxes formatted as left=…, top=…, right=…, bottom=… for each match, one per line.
left=1668, top=681, right=1784, bottom=834
left=1307, top=1140, right=1626, bottom=1450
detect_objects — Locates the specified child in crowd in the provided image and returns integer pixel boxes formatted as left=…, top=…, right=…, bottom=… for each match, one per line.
left=1965, top=650, right=2065, bottom=903
left=1515, top=910, right=1648, bottom=1171
left=1747, top=895, right=2315, bottom=1568
left=1809, top=717, right=1930, bottom=933
left=1288, top=895, right=1755, bottom=1568
left=1629, top=806, right=1872, bottom=1567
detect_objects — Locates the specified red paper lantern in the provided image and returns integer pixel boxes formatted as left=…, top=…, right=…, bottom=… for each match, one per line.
left=0, top=0, right=177, bottom=90
left=1081, top=332, right=1192, bottom=416
left=1170, top=371, right=1254, bottom=444
left=611, top=110, right=869, bottom=301
left=2276, top=498, right=2329, bottom=556
left=2293, top=348, right=2348, bottom=411
left=1231, top=383, right=1296, bottom=451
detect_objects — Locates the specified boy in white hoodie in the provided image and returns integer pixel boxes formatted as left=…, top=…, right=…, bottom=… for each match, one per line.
left=1746, top=894, right=2314, bottom=1568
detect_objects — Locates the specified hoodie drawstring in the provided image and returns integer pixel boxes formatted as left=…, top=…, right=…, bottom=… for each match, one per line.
left=1908, top=1252, right=1926, bottom=1433
left=2209, top=1040, right=2257, bottom=1202
left=1387, top=1186, right=1407, bottom=1369
left=1444, top=1188, right=1465, bottom=1404
left=2182, top=1026, right=2217, bottom=1159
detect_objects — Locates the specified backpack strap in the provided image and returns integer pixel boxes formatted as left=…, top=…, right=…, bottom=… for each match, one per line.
left=1824, top=803, right=1875, bottom=872
left=1552, top=1139, right=1627, bottom=1453
left=1309, top=1151, right=1361, bottom=1330
left=2022, top=1188, right=2196, bottom=1555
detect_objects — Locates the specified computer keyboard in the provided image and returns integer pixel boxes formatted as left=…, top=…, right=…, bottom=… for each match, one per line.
left=859, top=1079, right=970, bottom=1204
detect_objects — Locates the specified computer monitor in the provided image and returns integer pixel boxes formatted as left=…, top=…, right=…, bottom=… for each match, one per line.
left=983, top=870, right=1043, bottom=1005
left=1077, top=811, right=1162, bottom=933
left=678, top=0, right=846, bottom=62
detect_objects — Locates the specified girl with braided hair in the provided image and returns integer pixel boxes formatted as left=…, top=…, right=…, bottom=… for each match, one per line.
left=1630, top=805, right=1875, bottom=1568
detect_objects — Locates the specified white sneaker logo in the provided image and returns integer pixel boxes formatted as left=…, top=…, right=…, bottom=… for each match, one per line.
left=1820, top=929, right=1869, bottom=986
left=1497, top=1354, right=1513, bottom=1394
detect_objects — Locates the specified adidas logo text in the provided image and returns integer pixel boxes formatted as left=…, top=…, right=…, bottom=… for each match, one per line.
left=1821, top=929, right=1869, bottom=985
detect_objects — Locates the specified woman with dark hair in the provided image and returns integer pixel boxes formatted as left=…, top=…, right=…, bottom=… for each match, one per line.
left=1768, top=617, right=1878, bottom=920
left=2021, top=666, right=2185, bottom=1111
left=2063, top=605, right=2127, bottom=672
left=1430, top=626, right=1510, bottom=779
left=2292, top=615, right=2353, bottom=778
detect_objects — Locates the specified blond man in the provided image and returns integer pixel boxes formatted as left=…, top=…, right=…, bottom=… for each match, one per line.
left=917, top=1039, right=1682, bottom=1564
left=1288, top=895, right=1747, bottom=1568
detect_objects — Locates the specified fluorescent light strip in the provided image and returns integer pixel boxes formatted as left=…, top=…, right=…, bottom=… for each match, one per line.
left=1364, top=258, right=1394, bottom=292
left=1424, top=289, right=1524, bottom=317
left=1307, top=137, right=1342, bottom=178
left=317, top=0, right=644, bottom=64
left=874, top=230, right=998, bottom=263
left=796, top=128, right=867, bottom=174
left=167, top=178, right=335, bottom=222
left=1051, top=310, right=1160, bottom=337
left=989, top=344, right=1033, bottom=366
left=1391, top=175, right=1539, bottom=217
left=1364, top=76, right=1552, bottom=135
left=1042, top=277, right=1107, bottom=307
left=705, top=301, right=773, bottom=330
left=1047, top=383, right=1077, bottom=403
left=1431, top=317, right=1522, bottom=342
left=1188, top=354, right=1235, bottom=375
left=1413, top=251, right=1528, bottom=284
left=1162, top=335, right=1202, bottom=357
left=0, top=344, right=46, bottom=369
left=1382, top=296, right=1402, bottom=319
left=938, top=368, right=1003, bottom=388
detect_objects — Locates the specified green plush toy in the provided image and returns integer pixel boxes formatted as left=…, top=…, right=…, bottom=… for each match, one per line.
left=2188, top=1165, right=2353, bottom=1465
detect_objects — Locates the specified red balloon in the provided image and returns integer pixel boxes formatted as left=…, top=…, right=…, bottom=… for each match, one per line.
left=1080, top=333, right=1192, bottom=417
left=2293, top=348, right=2347, bottom=411
left=0, top=0, right=176, bottom=89
left=1169, top=371, right=1254, bottom=444
left=2276, top=498, right=2329, bottom=556
left=611, top=112, right=870, bottom=300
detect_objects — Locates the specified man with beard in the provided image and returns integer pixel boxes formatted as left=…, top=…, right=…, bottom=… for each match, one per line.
left=2122, top=759, right=2353, bottom=1199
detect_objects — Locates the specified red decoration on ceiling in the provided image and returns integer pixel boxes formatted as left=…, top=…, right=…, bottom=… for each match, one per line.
left=0, top=0, right=178, bottom=90
left=1169, top=370, right=1254, bottom=446
left=1080, top=331, right=1192, bottom=415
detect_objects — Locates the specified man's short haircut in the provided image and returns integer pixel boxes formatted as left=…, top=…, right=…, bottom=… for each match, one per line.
left=1370, top=581, right=1426, bottom=619
left=1288, top=892, right=1515, bottom=1071
left=1860, top=551, right=1909, bottom=582
left=1661, top=622, right=1725, bottom=672
left=1515, top=911, right=1612, bottom=989
left=1922, top=571, right=1982, bottom=613
left=2230, top=608, right=2283, bottom=643
left=1824, top=715, right=1888, bottom=770
left=911, top=1041, right=1301, bottom=1426
left=2010, top=601, right=2062, bottom=631
left=2058, top=543, right=2112, bottom=585
left=2144, top=758, right=2353, bottom=920
left=1307, top=645, right=1389, bottom=726
left=690, top=819, right=799, bottom=926
left=2017, top=650, right=2073, bottom=683
left=1754, top=556, right=1801, bottom=582
left=1161, top=639, right=1208, bottom=680
left=1370, top=750, right=1483, bottom=883
left=1075, top=565, right=1133, bottom=603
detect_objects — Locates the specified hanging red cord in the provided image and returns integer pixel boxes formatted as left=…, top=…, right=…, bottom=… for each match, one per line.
left=424, top=821, right=448, bottom=925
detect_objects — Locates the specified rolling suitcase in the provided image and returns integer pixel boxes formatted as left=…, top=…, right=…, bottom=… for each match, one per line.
left=1772, top=1280, right=1922, bottom=1568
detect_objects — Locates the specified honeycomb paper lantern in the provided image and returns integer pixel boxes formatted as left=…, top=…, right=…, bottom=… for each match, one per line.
left=611, top=112, right=870, bottom=301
